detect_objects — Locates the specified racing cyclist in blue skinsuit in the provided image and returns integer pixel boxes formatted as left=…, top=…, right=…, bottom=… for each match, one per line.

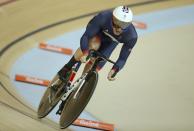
left=54, top=6, right=138, bottom=114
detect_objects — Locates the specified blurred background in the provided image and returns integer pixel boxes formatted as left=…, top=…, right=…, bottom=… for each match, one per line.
left=0, top=0, right=194, bottom=131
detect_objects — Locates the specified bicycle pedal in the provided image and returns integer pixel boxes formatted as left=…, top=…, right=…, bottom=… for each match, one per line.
left=56, top=109, right=62, bottom=115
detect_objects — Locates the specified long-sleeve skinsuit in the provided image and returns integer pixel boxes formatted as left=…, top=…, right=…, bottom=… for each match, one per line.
left=80, top=10, right=138, bottom=72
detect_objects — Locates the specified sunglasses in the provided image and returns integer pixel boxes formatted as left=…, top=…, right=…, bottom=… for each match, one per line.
left=112, top=21, right=123, bottom=30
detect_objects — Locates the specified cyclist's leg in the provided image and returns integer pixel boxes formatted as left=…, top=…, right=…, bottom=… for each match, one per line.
left=58, top=36, right=101, bottom=80
left=82, top=36, right=101, bottom=74
left=82, top=57, right=96, bottom=75
left=58, top=55, right=79, bottom=81
left=96, top=41, right=117, bottom=71
left=50, top=55, right=78, bottom=91
left=55, top=36, right=100, bottom=88
left=56, top=36, right=100, bottom=115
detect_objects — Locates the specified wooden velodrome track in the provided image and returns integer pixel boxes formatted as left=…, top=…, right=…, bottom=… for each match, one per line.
left=0, top=0, right=194, bottom=131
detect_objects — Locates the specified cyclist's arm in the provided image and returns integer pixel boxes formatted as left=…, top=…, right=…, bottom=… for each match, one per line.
left=112, top=37, right=137, bottom=72
left=80, top=14, right=104, bottom=55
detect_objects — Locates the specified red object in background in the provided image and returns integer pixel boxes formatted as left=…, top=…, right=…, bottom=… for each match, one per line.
left=39, top=42, right=73, bottom=55
left=73, top=118, right=114, bottom=131
left=132, top=21, right=147, bottom=29
left=15, top=74, right=50, bottom=86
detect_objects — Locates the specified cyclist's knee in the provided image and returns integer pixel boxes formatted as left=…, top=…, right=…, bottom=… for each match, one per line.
left=74, top=35, right=101, bottom=61
left=89, top=36, right=101, bottom=51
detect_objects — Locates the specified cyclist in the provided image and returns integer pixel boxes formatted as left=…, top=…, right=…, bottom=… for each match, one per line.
left=55, top=5, right=138, bottom=114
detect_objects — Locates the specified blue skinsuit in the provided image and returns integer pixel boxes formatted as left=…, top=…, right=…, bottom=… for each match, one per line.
left=80, top=10, right=138, bottom=72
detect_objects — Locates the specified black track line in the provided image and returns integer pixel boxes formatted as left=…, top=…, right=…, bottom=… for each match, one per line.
left=0, top=0, right=170, bottom=57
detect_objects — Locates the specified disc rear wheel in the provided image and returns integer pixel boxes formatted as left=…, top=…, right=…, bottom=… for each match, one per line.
left=59, top=71, right=98, bottom=129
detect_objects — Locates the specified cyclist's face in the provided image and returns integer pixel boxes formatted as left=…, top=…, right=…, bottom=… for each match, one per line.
left=112, top=17, right=123, bottom=35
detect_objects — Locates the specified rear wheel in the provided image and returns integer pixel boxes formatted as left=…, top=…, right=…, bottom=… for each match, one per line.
left=59, top=71, right=98, bottom=129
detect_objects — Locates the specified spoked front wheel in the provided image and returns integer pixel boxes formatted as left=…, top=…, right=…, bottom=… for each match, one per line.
left=59, top=71, right=98, bottom=129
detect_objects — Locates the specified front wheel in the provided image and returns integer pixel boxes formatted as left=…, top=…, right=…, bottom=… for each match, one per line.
left=37, top=75, right=67, bottom=118
left=59, top=71, right=98, bottom=129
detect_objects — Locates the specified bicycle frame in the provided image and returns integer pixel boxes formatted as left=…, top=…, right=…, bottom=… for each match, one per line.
left=60, top=50, right=115, bottom=102
left=59, top=50, right=116, bottom=129
left=61, top=72, right=88, bottom=101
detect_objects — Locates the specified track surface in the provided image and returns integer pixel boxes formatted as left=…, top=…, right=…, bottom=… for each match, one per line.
left=0, top=0, right=194, bottom=131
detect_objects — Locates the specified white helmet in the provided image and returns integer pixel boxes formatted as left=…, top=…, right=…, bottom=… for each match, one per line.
left=113, top=6, right=133, bottom=29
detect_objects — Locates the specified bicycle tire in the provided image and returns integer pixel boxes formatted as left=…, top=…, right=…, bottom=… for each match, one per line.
left=37, top=87, right=56, bottom=118
left=37, top=76, right=67, bottom=118
left=59, top=71, right=98, bottom=129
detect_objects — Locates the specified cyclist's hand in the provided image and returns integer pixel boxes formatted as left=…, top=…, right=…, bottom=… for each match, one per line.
left=80, top=55, right=87, bottom=63
left=107, top=69, right=116, bottom=81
